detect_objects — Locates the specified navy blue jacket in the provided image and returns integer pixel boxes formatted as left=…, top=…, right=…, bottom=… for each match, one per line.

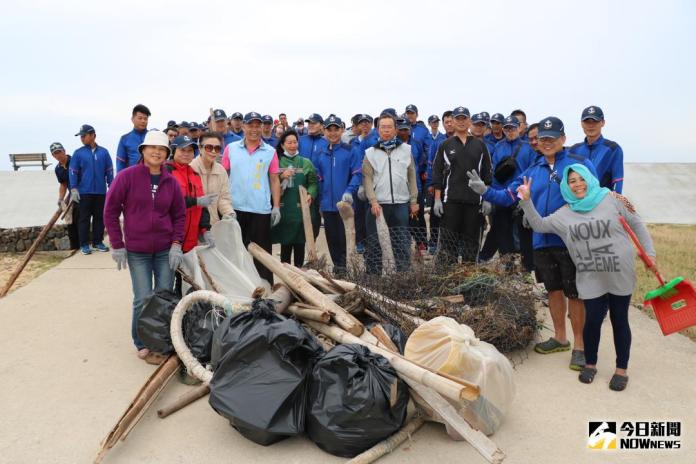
left=484, top=132, right=505, bottom=150
left=55, top=155, right=71, bottom=185
left=299, top=134, right=329, bottom=166
left=223, top=131, right=242, bottom=148
left=69, top=144, right=114, bottom=195
left=483, top=149, right=597, bottom=250
left=426, top=133, right=450, bottom=187
left=263, top=135, right=278, bottom=149
left=359, top=129, right=379, bottom=153
left=490, top=138, right=539, bottom=189
left=410, top=121, right=431, bottom=163
left=116, top=128, right=147, bottom=172
left=315, top=143, right=362, bottom=213
left=569, top=135, right=624, bottom=193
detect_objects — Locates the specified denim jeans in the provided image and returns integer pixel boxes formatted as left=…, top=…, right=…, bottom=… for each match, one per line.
left=127, top=249, right=174, bottom=349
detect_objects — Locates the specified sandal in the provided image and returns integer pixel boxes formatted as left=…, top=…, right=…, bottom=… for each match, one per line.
left=137, top=348, right=150, bottom=359
left=569, top=350, right=586, bottom=371
left=578, top=367, right=597, bottom=384
left=534, top=337, right=571, bottom=354
left=145, top=352, right=167, bottom=365
left=609, top=374, right=629, bottom=391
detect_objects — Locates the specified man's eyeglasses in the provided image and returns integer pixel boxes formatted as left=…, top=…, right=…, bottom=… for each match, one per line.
left=203, top=144, right=222, bottom=153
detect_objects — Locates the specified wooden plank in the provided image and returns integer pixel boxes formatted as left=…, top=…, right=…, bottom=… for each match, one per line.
left=298, top=185, right=318, bottom=263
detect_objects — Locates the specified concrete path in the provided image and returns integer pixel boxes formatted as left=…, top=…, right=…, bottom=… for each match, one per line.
left=1, top=251, right=695, bottom=463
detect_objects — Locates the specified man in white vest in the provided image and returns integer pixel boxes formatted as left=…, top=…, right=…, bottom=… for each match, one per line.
left=362, top=112, right=419, bottom=274
left=225, top=111, right=281, bottom=283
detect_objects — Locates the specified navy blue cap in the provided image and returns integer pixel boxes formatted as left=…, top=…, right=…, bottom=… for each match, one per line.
left=171, top=135, right=199, bottom=156
left=581, top=105, right=604, bottom=121
left=452, top=106, right=470, bottom=118
left=471, top=113, right=487, bottom=125
left=179, top=121, right=191, bottom=129
left=537, top=116, right=565, bottom=138
left=490, top=113, right=505, bottom=124
left=75, top=124, right=95, bottom=136
left=189, top=122, right=200, bottom=130
left=167, top=120, right=177, bottom=128
left=243, top=112, right=263, bottom=124
left=396, top=117, right=411, bottom=130
left=323, top=114, right=342, bottom=128
left=261, top=114, right=273, bottom=124
left=305, top=113, right=324, bottom=124
left=405, top=104, right=418, bottom=114
left=380, top=108, right=398, bottom=118
left=49, top=142, right=65, bottom=154
left=212, top=109, right=227, bottom=121
left=427, top=114, right=440, bottom=124
left=480, top=111, right=490, bottom=122
left=231, top=112, right=243, bottom=120
left=503, top=115, right=520, bottom=128
left=357, top=114, right=372, bottom=123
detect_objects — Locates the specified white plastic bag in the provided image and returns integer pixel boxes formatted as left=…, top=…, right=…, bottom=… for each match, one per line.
left=404, top=316, right=515, bottom=435
left=212, top=218, right=266, bottom=287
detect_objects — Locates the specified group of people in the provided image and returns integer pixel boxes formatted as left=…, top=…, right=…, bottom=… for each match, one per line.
left=49, top=102, right=654, bottom=391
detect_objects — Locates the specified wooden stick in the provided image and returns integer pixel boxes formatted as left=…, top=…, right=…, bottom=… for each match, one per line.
left=375, top=211, right=395, bottom=275
left=336, top=200, right=356, bottom=270
left=284, top=263, right=337, bottom=294
left=95, top=354, right=181, bottom=463
left=177, top=268, right=202, bottom=291
left=316, top=269, right=348, bottom=295
left=197, top=254, right=221, bottom=293
left=270, top=283, right=294, bottom=314
left=302, top=320, right=477, bottom=402
left=0, top=205, right=63, bottom=297
left=298, top=185, right=318, bottom=263
left=369, top=324, right=400, bottom=352
left=288, top=304, right=331, bottom=323
left=346, top=416, right=426, bottom=464
left=157, top=384, right=210, bottom=419
left=248, top=243, right=364, bottom=336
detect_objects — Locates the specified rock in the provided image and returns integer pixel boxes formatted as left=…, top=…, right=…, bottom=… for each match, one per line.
left=15, top=240, right=25, bottom=252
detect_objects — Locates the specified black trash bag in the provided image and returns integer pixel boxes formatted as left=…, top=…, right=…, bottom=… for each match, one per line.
left=307, top=343, right=409, bottom=457
left=182, top=298, right=224, bottom=364
left=365, top=321, right=407, bottom=354
left=208, top=299, right=324, bottom=446
left=137, top=290, right=179, bottom=354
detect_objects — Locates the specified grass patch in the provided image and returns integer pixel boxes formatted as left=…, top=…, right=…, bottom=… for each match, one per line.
left=633, top=224, right=696, bottom=341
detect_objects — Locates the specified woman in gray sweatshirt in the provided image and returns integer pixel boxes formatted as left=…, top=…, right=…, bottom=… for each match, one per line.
left=518, top=163, right=655, bottom=391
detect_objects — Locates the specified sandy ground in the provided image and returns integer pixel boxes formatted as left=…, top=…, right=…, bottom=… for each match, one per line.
left=0, top=250, right=73, bottom=294
left=1, top=249, right=695, bottom=464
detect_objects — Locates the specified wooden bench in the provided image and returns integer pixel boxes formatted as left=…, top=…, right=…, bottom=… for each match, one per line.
left=9, top=153, right=51, bottom=171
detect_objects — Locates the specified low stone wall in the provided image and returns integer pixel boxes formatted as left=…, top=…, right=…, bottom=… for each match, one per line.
left=0, top=225, right=72, bottom=252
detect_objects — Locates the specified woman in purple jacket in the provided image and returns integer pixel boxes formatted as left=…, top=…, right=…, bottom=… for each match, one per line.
left=104, top=130, right=186, bottom=362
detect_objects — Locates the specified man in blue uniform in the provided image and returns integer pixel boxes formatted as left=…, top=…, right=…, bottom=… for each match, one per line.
left=299, top=113, right=328, bottom=165
left=569, top=106, right=624, bottom=192
left=485, top=113, right=506, bottom=148
left=404, top=104, right=431, bottom=162
left=212, top=109, right=241, bottom=148
left=50, top=142, right=79, bottom=250
left=116, top=104, right=150, bottom=172
left=261, top=114, right=278, bottom=148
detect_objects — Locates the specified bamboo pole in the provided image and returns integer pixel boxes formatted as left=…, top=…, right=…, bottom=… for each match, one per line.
left=287, top=304, right=331, bottom=323
left=157, top=384, right=210, bottom=419
left=248, top=243, right=364, bottom=336
left=270, top=283, right=294, bottom=314
left=336, top=199, right=356, bottom=270
left=346, top=416, right=426, bottom=464
left=283, top=263, right=337, bottom=294
left=298, top=185, right=318, bottom=263
left=95, top=354, right=181, bottom=463
left=0, top=205, right=63, bottom=297
left=303, top=320, right=477, bottom=402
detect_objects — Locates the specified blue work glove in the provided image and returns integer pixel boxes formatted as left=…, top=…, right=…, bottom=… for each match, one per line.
left=70, top=188, right=80, bottom=203
left=202, top=230, right=215, bottom=248
left=341, top=192, right=353, bottom=204
left=111, top=248, right=127, bottom=270
left=169, top=243, right=183, bottom=271
left=196, top=193, right=218, bottom=207
left=433, top=199, right=444, bottom=217
left=466, top=170, right=488, bottom=195
left=271, top=207, right=281, bottom=227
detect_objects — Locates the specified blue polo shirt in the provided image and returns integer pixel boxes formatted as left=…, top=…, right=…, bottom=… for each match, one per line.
left=116, top=128, right=147, bottom=172
left=55, top=155, right=71, bottom=185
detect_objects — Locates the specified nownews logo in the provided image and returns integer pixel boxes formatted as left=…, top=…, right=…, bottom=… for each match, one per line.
left=588, top=421, right=682, bottom=450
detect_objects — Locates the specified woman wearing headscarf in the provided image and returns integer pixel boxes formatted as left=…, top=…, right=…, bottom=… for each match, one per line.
left=270, top=130, right=317, bottom=267
left=517, top=163, right=655, bottom=391
left=104, top=130, right=186, bottom=363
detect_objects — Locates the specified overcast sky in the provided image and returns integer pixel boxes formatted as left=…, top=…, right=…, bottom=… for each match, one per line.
left=1, top=0, right=694, bottom=171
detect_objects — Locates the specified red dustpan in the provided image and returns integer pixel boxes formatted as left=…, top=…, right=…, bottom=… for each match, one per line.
left=619, top=216, right=696, bottom=335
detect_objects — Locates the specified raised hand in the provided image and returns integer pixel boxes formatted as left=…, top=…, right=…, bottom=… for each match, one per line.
left=516, top=176, right=533, bottom=201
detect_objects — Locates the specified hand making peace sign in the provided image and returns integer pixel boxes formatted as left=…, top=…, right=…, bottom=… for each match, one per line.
left=516, top=176, right=533, bottom=201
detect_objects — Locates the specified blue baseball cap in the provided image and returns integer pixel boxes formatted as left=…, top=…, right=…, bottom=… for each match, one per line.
left=189, top=122, right=200, bottom=130
left=581, top=106, right=604, bottom=121
left=243, top=112, right=263, bottom=124
left=480, top=111, right=490, bottom=122
left=323, top=114, right=342, bottom=128
left=49, top=142, right=65, bottom=154
left=167, top=120, right=177, bottom=128
left=537, top=116, right=565, bottom=138
left=75, top=124, right=95, bottom=136
left=471, top=113, right=487, bottom=125
left=212, top=109, right=227, bottom=121
left=427, top=114, right=440, bottom=124
left=171, top=135, right=199, bottom=156
left=452, top=106, right=470, bottom=118
left=380, top=108, right=398, bottom=118
left=261, top=114, right=273, bottom=124
left=405, top=104, right=418, bottom=114
left=396, top=117, right=411, bottom=130
left=305, top=113, right=324, bottom=124
left=179, top=121, right=191, bottom=129
left=230, top=112, right=243, bottom=120
left=357, top=114, right=373, bottom=124
left=503, top=115, right=520, bottom=128
left=490, top=113, right=505, bottom=124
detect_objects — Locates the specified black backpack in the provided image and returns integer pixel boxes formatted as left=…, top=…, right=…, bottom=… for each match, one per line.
left=493, top=143, right=523, bottom=183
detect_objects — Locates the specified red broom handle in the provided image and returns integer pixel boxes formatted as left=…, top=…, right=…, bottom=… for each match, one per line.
left=619, top=216, right=665, bottom=286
